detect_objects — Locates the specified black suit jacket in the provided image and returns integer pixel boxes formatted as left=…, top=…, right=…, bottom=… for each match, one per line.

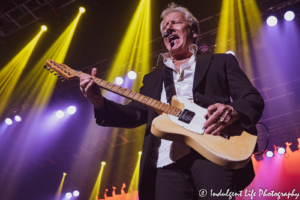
left=94, top=54, right=264, bottom=199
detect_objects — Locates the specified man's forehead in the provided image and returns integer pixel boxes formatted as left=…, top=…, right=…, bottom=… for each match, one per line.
left=163, top=11, right=186, bottom=24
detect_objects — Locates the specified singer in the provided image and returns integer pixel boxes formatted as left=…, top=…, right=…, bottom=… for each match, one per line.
left=79, top=3, right=264, bottom=200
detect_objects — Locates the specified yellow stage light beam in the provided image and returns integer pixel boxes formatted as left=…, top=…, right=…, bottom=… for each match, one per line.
left=243, top=0, right=262, bottom=37
left=216, top=0, right=261, bottom=79
left=100, top=0, right=151, bottom=191
left=89, top=161, right=106, bottom=200
left=126, top=152, right=142, bottom=196
left=54, top=173, right=67, bottom=200
left=0, top=28, right=44, bottom=117
left=106, top=0, right=151, bottom=91
left=215, top=0, right=231, bottom=53
left=15, top=10, right=84, bottom=110
left=237, top=0, right=253, bottom=78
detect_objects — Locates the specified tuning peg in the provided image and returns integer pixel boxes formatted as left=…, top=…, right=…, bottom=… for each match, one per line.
left=43, top=65, right=47, bottom=69
left=54, top=73, right=58, bottom=75
left=50, top=71, right=54, bottom=73
left=47, top=67, right=50, bottom=70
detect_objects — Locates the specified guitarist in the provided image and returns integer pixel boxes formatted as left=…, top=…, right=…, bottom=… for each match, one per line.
left=79, top=3, right=264, bottom=200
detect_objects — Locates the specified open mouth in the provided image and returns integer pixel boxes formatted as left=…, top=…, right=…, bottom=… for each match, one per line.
left=169, top=35, right=179, bottom=47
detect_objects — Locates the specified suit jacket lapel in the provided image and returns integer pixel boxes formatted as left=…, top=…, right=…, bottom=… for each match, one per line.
left=193, top=54, right=213, bottom=91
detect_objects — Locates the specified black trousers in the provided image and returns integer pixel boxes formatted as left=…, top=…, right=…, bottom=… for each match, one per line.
left=154, top=150, right=254, bottom=200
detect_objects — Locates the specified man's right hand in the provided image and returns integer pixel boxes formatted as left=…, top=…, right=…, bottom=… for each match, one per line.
left=79, top=68, right=104, bottom=110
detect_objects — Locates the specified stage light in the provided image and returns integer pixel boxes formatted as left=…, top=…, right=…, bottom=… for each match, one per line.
left=128, top=71, right=137, bottom=80
left=107, top=0, right=151, bottom=91
left=5, top=118, right=13, bottom=125
left=267, top=16, right=278, bottom=26
left=0, top=29, right=44, bottom=117
left=67, top=106, right=76, bottom=114
left=14, top=115, right=22, bottom=122
left=284, top=11, right=295, bottom=21
left=56, top=110, right=64, bottom=118
left=79, top=7, right=85, bottom=13
left=266, top=151, right=274, bottom=158
left=90, top=161, right=106, bottom=200
left=14, top=9, right=84, bottom=115
left=41, top=25, right=47, bottom=31
left=138, top=151, right=142, bottom=155
left=278, top=147, right=286, bottom=155
left=115, top=77, right=124, bottom=85
left=226, top=51, right=235, bottom=56
left=63, top=173, right=67, bottom=175
left=66, top=192, right=72, bottom=199
left=73, top=190, right=80, bottom=197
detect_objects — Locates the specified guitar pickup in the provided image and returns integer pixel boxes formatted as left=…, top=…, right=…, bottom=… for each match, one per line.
left=178, top=109, right=195, bottom=124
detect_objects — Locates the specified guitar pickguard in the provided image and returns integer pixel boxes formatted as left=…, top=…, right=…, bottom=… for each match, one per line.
left=168, top=96, right=207, bottom=135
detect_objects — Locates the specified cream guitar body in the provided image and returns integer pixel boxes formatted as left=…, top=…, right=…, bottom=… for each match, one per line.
left=151, top=96, right=257, bottom=169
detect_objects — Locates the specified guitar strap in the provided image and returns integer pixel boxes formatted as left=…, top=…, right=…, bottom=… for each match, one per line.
left=163, top=66, right=176, bottom=104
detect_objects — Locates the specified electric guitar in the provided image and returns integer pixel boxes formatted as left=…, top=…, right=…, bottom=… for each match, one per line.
left=44, top=59, right=257, bottom=169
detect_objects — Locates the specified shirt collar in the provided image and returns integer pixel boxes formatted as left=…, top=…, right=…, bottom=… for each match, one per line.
left=160, top=44, right=198, bottom=73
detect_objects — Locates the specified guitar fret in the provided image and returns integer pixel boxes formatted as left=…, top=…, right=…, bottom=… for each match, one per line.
left=145, top=98, right=154, bottom=105
left=123, top=89, right=131, bottom=96
left=138, top=95, right=146, bottom=102
left=111, top=85, right=120, bottom=92
left=172, top=107, right=179, bottom=115
left=168, top=107, right=176, bottom=114
left=159, top=103, right=167, bottom=111
left=132, top=93, right=141, bottom=100
left=117, top=87, right=125, bottom=94
left=99, top=80, right=109, bottom=87
left=128, top=91, right=137, bottom=99
left=164, top=105, right=170, bottom=112
left=106, top=83, right=115, bottom=89
left=154, top=101, right=161, bottom=108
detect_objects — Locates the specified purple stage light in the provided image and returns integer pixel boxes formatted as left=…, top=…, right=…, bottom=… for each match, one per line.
left=266, top=151, right=274, bottom=158
left=5, top=118, right=13, bottom=125
left=284, top=11, right=295, bottom=21
left=66, top=192, right=72, bottom=199
left=73, top=190, right=80, bottom=197
left=14, top=115, right=22, bottom=122
left=128, top=71, right=137, bottom=80
left=226, top=51, right=235, bottom=56
left=56, top=110, right=64, bottom=118
left=115, top=77, right=124, bottom=85
left=267, top=16, right=278, bottom=26
left=67, top=106, right=76, bottom=115
left=278, top=147, right=285, bottom=155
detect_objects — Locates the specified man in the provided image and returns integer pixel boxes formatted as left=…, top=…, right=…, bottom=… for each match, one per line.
left=80, top=3, right=264, bottom=200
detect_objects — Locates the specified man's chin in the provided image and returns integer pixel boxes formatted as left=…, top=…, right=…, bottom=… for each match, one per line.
left=170, top=46, right=183, bottom=54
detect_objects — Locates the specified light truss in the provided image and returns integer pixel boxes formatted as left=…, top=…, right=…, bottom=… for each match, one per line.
left=0, top=0, right=77, bottom=38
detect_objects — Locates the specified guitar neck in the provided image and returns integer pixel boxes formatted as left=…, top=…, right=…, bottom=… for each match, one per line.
left=77, top=72, right=182, bottom=117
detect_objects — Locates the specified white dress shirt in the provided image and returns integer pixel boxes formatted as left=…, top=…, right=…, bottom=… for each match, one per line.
left=156, top=44, right=197, bottom=168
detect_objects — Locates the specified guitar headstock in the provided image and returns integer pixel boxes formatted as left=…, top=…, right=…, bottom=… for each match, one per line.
left=44, top=59, right=80, bottom=80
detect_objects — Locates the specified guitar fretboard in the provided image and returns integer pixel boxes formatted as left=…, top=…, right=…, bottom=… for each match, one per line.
left=78, top=73, right=182, bottom=117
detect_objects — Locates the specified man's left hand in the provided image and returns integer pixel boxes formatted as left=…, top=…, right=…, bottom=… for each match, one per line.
left=203, top=103, right=241, bottom=135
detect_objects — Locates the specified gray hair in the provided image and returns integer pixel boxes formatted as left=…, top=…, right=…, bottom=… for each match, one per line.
left=160, top=3, right=200, bottom=38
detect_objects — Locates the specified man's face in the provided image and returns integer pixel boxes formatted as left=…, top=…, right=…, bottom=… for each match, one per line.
left=162, top=12, right=196, bottom=57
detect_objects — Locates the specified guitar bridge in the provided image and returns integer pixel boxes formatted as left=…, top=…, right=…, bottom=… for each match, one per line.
left=178, top=109, right=195, bottom=124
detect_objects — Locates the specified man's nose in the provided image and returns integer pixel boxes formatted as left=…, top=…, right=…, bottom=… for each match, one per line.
left=165, top=24, right=174, bottom=34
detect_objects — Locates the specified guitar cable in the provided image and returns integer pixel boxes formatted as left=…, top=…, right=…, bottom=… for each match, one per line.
left=253, top=121, right=269, bottom=155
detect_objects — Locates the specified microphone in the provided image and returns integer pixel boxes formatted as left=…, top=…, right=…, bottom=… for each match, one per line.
left=163, top=32, right=169, bottom=38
